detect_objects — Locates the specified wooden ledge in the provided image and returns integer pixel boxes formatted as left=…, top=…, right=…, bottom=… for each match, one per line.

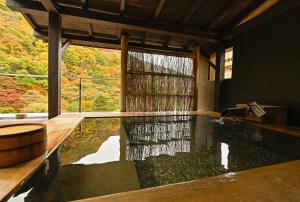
left=0, top=115, right=83, bottom=202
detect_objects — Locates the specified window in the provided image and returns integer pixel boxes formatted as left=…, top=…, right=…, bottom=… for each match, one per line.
left=224, top=47, right=233, bottom=79
left=209, top=53, right=216, bottom=81
left=208, top=47, right=233, bottom=81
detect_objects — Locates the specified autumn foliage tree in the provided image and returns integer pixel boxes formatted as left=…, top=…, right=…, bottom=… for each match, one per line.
left=0, top=76, right=24, bottom=112
left=0, top=0, right=121, bottom=113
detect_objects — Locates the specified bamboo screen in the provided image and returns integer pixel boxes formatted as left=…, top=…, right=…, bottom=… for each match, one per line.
left=124, top=116, right=193, bottom=160
left=125, top=51, right=195, bottom=112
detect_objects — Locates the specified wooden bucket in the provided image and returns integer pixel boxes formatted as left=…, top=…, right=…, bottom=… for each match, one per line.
left=0, top=123, right=47, bottom=168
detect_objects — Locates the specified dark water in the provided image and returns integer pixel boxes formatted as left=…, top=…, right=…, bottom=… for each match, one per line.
left=9, top=116, right=300, bottom=202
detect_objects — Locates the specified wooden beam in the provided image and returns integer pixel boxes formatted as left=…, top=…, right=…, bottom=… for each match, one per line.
left=153, top=0, right=166, bottom=19
left=143, top=32, right=150, bottom=44
left=129, top=46, right=193, bottom=58
left=127, top=71, right=194, bottom=79
left=35, top=31, right=193, bottom=54
left=61, top=39, right=71, bottom=53
left=200, top=56, right=216, bottom=70
left=206, top=0, right=240, bottom=30
left=120, top=35, right=128, bottom=112
left=7, top=0, right=219, bottom=43
left=214, top=46, right=225, bottom=112
left=53, top=8, right=219, bottom=43
left=22, top=14, right=38, bottom=30
left=224, top=0, right=300, bottom=40
left=238, top=0, right=279, bottom=26
left=223, top=0, right=265, bottom=31
left=48, top=12, right=62, bottom=119
left=116, top=28, right=122, bottom=40
left=40, top=0, right=58, bottom=12
left=165, top=36, right=173, bottom=47
left=144, top=0, right=166, bottom=44
left=193, top=46, right=200, bottom=111
left=129, top=42, right=191, bottom=57
left=6, top=0, right=45, bottom=13
left=120, top=0, right=126, bottom=15
left=88, top=23, right=93, bottom=36
left=187, top=40, right=195, bottom=50
left=182, top=0, right=205, bottom=24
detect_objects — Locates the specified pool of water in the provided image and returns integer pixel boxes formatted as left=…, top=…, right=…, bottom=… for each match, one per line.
left=9, top=116, right=300, bottom=202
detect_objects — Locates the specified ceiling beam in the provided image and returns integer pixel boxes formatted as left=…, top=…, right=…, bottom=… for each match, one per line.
left=237, top=0, right=279, bottom=26
left=40, top=0, right=58, bottom=12
left=153, top=0, right=166, bottom=19
left=120, top=0, right=126, bottom=15
left=206, top=0, right=240, bottom=30
left=7, top=0, right=219, bottom=43
left=182, top=0, right=206, bottom=24
left=36, top=31, right=193, bottom=54
left=130, top=42, right=192, bottom=55
left=223, top=0, right=300, bottom=40
left=54, top=7, right=220, bottom=42
left=223, top=0, right=265, bottom=31
left=6, top=0, right=45, bottom=13
left=71, top=7, right=218, bottom=42
left=143, top=0, right=166, bottom=44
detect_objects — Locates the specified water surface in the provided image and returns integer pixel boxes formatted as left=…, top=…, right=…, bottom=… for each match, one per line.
left=9, top=116, right=300, bottom=202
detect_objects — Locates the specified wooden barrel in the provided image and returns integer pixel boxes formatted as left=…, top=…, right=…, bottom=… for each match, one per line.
left=0, top=123, right=47, bottom=168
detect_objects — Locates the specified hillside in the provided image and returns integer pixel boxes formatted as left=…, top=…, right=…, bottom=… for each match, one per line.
left=0, top=0, right=120, bottom=113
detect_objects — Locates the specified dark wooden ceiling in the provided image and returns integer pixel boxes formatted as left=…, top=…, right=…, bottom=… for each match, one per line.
left=6, top=0, right=300, bottom=53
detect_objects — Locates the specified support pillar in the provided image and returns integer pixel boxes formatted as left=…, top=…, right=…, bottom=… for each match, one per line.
left=48, top=12, right=62, bottom=119
left=193, top=46, right=200, bottom=111
left=120, top=35, right=128, bottom=112
left=119, top=123, right=127, bottom=161
left=214, top=46, right=225, bottom=112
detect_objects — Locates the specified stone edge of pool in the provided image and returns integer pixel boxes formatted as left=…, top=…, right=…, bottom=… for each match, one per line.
left=71, top=160, right=300, bottom=202
left=0, top=111, right=299, bottom=202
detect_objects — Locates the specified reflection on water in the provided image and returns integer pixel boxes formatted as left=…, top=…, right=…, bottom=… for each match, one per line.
left=125, top=116, right=192, bottom=160
left=221, top=143, right=229, bottom=169
left=73, top=136, right=120, bottom=165
left=9, top=116, right=300, bottom=202
left=8, top=189, right=32, bottom=202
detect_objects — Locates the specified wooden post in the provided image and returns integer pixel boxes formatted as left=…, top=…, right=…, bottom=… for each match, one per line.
left=119, top=122, right=127, bottom=161
left=79, top=78, right=82, bottom=112
left=120, top=35, right=128, bottom=112
left=48, top=12, right=62, bottom=119
left=214, top=46, right=225, bottom=112
left=193, top=46, right=200, bottom=111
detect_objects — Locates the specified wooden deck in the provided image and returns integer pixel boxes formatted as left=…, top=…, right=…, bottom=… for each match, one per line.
left=0, top=111, right=299, bottom=201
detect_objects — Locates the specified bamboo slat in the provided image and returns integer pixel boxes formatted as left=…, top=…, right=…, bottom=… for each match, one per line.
left=126, top=50, right=195, bottom=112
